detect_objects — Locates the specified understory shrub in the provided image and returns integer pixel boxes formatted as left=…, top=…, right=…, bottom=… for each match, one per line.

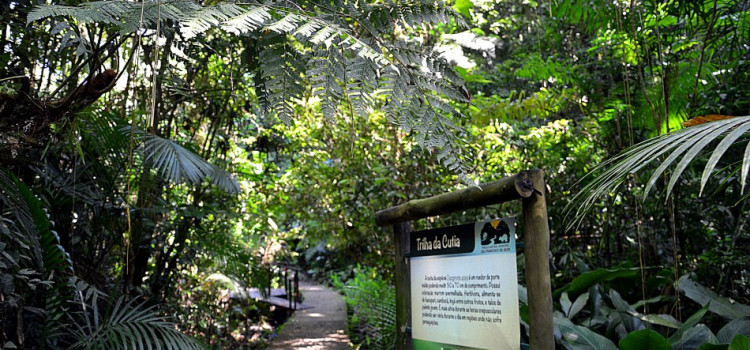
left=331, top=266, right=396, bottom=349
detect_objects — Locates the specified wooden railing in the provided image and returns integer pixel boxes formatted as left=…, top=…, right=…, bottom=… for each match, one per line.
left=268, top=263, right=302, bottom=311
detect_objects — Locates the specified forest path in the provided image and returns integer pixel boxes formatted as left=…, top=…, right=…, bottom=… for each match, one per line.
left=268, top=281, right=350, bottom=349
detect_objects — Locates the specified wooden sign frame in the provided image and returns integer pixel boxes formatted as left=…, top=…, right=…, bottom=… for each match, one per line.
left=375, top=170, right=554, bottom=350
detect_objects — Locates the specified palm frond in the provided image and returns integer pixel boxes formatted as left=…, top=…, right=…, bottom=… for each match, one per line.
left=13, top=177, right=74, bottom=279
left=209, top=166, right=242, bottom=194
left=0, top=170, right=43, bottom=269
left=68, top=280, right=204, bottom=350
left=123, top=127, right=241, bottom=194
left=0, top=170, right=76, bottom=345
left=564, top=116, right=750, bottom=232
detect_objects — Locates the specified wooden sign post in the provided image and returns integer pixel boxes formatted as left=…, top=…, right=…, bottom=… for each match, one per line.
left=375, top=170, right=554, bottom=350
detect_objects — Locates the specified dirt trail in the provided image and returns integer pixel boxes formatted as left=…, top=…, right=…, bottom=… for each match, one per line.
left=268, top=281, right=350, bottom=350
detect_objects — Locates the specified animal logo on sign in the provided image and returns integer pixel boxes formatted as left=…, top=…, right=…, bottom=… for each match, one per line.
left=480, top=220, right=510, bottom=246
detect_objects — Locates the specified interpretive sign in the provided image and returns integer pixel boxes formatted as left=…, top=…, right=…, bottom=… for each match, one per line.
left=410, top=218, right=520, bottom=350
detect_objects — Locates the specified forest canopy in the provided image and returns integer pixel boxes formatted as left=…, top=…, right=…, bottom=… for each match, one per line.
left=1, top=0, right=749, bottom=348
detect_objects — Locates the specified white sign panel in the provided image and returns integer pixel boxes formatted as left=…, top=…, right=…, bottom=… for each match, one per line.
left=410, top=218, right=520, bottom=350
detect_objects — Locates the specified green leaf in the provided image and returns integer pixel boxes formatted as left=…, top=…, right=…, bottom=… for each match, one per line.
left=455, top=66, right=490, bottom=83
left=124, top=127, right=240, bottom=194
left=627, top=311, right=682, bottom=329
left=676, top=275, right=750, bottom=320
left=700, top=122, right=750, bottom=195
left=555, top=267, right=640, bottom=298
left=619, top=329, right=671, bottom=350
left=565, top=116, right=750, bottom=231
left=719, top=318, right=750, bottom=344
left=609, top=289, right=644, bottom=332
left=675, top=324, right=718, bottom=350
left=569, top=293, right=590, bottom=319
left=609, top=288, right=631, bottom=311
left=642, top=121, right=733, bottom=198
left=671, top=303, right=712, bottom=344
left=698, top=344, right=729, bottom=350
left=561, top=292, right=573, bottom=317
left=742, top=133, right=750, bottom=193
left=633, top=295, right=670, bottom=310
left=663, top=121, right=742, bottom=198
left=452, top=0, right=473, bottom=18
left=556, top=317, right=618, bottom=350
left=729, top=335, right=750, bottom=350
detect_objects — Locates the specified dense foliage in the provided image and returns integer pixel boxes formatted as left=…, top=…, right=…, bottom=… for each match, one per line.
left=1, top=0, right=749, bottom=348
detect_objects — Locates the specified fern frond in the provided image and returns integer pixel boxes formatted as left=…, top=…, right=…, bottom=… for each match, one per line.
left=28, top=0, right=200, bottom=34
left=264, top=13, right=304, bottom=33
left=15, top=179, right=76, bottom=345
left=28, top=0, right=475, bottom=183
left=27, top=3, right=123, bottom=26
left=309, top=46, right=346, bottom=120
left=259, top=41, right=305, bottom=125
left=14, top=179, right=74, bottom=278
left=382, top=0, right=467, bottom=30
left=345, top=54, right=379, bottom=117
left=340, top=35, right=392, bottom=68
left=181, top=3, right=245, bottom=38
left=222, top=6, right=272, bottom=34
left=390, top=42, right=470, bottom=103
left=381, top=69, right=415, bottom=129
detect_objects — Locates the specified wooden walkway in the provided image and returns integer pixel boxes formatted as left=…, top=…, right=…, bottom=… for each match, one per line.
left=245, top=288, right=312, bottom=310
left=267, top=281, right=350, bottom=349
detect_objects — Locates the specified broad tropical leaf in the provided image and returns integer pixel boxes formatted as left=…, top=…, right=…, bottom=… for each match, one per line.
left=619, top=329, right=671, bottom=350
left=729, top=335, right=750, bottom=350
left=676, top=324, right=719, bottom=350
left=697, top=344, right=729, bottom=350
left=676, top=275, right=750, bottom=320
left=670, top=303, right=712, bottom=344
left=718, top=317, right=750, bottom=344
left=554, top=267, right=641, bottom=298
left=555, top=316, right=618, bottom=350
left=627, top=311, right=682, bottom=329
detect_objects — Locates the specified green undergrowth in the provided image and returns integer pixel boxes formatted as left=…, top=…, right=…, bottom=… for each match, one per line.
left=330, top=266, right=397, bottom=349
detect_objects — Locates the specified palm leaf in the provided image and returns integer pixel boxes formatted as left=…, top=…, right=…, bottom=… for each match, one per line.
left=68, top=288, right=204, bottom=350
left=565, top=116, right=750, bottom=231
left=0, top=170, right=44, bottom=268
left=123, top=128, right=240, bottom=194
